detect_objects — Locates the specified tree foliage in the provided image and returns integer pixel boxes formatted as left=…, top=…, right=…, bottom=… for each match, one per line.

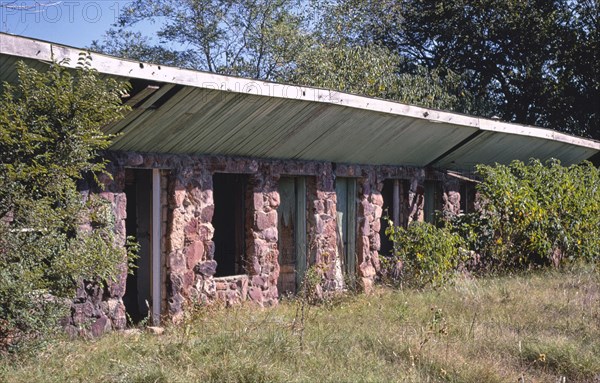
left=92, top=0, right=306, bottom=79
left=93, top=0, right=599, bottom=139
left=0, top=58, right=131, bottom=350
left=284, top=42, right=473, bottom=111
left=384, top=160, right=600, bottom=287
left=321, top=0, right=599, bottom=138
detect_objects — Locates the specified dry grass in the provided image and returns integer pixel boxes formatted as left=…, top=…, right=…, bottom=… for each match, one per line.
left=1, top=266, right=599, bottom=383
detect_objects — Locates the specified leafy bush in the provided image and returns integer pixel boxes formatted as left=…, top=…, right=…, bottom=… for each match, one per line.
left=0, top=58, right=131, bottom=351
left=383, top=221, right=467, bottom=288
left=453, top=159, right=600, bottom=270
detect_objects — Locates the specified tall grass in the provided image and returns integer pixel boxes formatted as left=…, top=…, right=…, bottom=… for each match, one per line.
left=1, top=266, right=599, bottom=383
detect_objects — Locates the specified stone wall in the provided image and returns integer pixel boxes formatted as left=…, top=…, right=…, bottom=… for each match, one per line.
left=67, top=151, right=474, bottom=333
left=407, top=169, right=426, bottom=224
left=167, top=162, right=215, bottom=321
left=213, top=275, right=249, bottom=306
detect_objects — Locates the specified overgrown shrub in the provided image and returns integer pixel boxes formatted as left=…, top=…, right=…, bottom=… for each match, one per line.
left=383, top=221, right=468, bottom=287
left=453, top=159, right=600, bottom=270
left=384, top=159, right=600, bottom=284
left=0, top=58, right=132, bottom=351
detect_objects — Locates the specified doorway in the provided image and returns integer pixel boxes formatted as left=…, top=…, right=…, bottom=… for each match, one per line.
left=277, top=177, right=307, bottom=295
left=424, top=180, right=443, bottom=224
left=335, top=177, right=357, bottom=279
left=123, top=168, right=162, bottom=325
left=212, top=173, right=248, bottom=277
left=380, top=179, right=409, bottom=257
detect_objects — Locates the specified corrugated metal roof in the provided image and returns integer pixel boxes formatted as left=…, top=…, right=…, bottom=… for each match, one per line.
left=1, top=33, right=599, bottom=171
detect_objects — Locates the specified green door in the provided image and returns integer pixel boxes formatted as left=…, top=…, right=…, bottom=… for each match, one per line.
left=277, top=177, right=307, bottom=295
left=336, top=178, right=357, bottom=279
left=424, top=180, right=442, bottom=224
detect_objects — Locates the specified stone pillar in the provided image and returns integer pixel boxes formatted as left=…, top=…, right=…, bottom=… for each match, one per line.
left=102, top=169, right=128, bottom=332
left=246, top=169, right=280, bottom=306
left=167, top=165, right=215, bottom=321
left=356, top=172, right=382, bottom=293
left=442, top=176, right=461, bottom=218
left=407, top=169, right=425, bottom=223
left=306, top=164, right=341, bottom=291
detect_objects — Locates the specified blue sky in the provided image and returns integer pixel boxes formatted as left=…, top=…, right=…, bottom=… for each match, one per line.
left=0, top=1, right=139, bottom=48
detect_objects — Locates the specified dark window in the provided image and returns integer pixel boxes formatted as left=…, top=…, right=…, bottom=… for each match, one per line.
left=460, top=182, right=477, bottom=214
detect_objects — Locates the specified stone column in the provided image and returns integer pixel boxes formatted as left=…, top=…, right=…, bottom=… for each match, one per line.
left=442, top=176, right=461, bottom=218
left=246, top=169, right=280, bottom=306
left=66, top=164, right=128, bottom=337
left=167, top=164, right=215, bottom=321
left=102, top=167, right=128, bottom=332
left=356, top=172, right=382, bottom=293
left=306, top=164, right=341, bottom=292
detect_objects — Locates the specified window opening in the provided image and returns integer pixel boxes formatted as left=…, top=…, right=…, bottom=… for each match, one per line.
left=460, top=182, right=477, bottom=214
left=380, top=179, right=409, bottom=257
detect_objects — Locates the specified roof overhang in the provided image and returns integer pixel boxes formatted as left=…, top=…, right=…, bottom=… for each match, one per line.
left=1, top=33, right=599, bottom=171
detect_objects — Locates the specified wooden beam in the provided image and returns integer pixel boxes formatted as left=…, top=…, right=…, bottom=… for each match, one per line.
left=393, top=179, right=400, bottom=226
left=151, top=169, right=161, bottom=325
left=346, top=179, right=357, bottom=276
left=295, top=177, right=307, bottom=290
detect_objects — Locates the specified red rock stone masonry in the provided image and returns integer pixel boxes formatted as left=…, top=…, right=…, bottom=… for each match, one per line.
left=245, top=167, right=281, bottom=307
left=167, top=162, right=215, bottom=321
left=442, top=175, right=461, bottom=218
left=306, top=164, right=341, bottom=291
left=67, top=152, right=475, bottom=333
left=213, top=275, right=249, bottom=306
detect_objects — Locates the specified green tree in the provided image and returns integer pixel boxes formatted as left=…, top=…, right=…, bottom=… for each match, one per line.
left=92, top=0, right=307, bottom=78
left=285, top=42, right=473, bottom=111
left=545, top=0, right=599, bottom=138
left=384, top=221, right=467, bottom=287
left=0, top=57, right=131, bottom=351
left=90, top=29, right=194, bottom=69
left=322, top=0, right=599, bottom=138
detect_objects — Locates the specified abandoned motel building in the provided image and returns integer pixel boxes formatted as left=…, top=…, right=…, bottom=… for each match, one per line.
left=2, top=33, right=600, bottom=336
